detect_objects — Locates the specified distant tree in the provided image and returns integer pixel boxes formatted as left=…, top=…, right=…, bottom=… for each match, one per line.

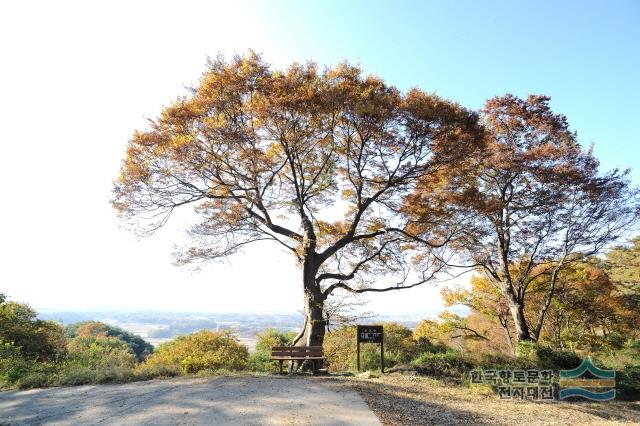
left=406, top=94, right=640, bottom=343
left=112, top=52, right=482, bottom=346
left=66, top=321, right=153, bottom=361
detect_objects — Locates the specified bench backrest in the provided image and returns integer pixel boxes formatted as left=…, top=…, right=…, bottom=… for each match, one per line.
left=271, top=346, right=323, bottom=358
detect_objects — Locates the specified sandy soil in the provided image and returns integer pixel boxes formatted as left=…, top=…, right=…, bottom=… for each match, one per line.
left=0, top=376, right=381, bottom=426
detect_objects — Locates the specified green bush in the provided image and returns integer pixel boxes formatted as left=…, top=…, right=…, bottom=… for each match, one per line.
left=411, top=351, right=473, bottom=378
left=596, top=339, right=640, bottom=370
left=0, top=301, right=66, bottom=361
left=324, top=323, right=426, bottom=372
left=515, top=341, right=580, bottom=370
left=616, top=366, right=640, bottom=401
left=141, top=330, right=248, bottom=374
left=134, top=362, right=181, bottom=380
left=16, top=371, right=52, bottom=389
left=55, top=367, right=97, bottom=386
left=65, top=336, right=137, bottom=370
left=535, top=346, right=581, bottom=370
left=0, top=340, right=59, bottom=389
left=248, top=328, right=297, bottom=372
left=66, top=321, right=153, bottom=361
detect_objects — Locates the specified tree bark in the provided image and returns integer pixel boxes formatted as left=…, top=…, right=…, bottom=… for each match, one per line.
left=506, top=297, right=532, bottom=342
left=293, top=254, right=326, bottom=347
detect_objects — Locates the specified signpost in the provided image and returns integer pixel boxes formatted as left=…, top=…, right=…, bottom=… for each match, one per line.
left=356, top=325, right=384, bottom=373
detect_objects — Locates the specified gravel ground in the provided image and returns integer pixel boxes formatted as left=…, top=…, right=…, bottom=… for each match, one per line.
left=0, top=376, right=380, bottom=426
left=338, top=374, right=640, bottom=425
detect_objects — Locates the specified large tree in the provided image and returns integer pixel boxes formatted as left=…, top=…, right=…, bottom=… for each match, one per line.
left=406, top=94, right=639, bottom=343
left=112, top=52, right=482, bottom=346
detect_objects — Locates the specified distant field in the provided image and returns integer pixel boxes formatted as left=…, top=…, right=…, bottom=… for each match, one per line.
left=36, top=311, right=420, bottom=350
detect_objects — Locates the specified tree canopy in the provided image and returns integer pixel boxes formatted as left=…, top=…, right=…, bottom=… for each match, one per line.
left=112, top=52, right=483, bottom=346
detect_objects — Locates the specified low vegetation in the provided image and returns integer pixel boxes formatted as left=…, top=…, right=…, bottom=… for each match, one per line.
left=140, top=330, right=248, bottom=376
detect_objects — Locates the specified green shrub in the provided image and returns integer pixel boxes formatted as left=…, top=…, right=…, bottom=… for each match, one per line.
left=411, top=351, right=473, bottom=378
left=16, top=371, right=53, bottom=389
left=596, top=339, right=640, bottom=370
left=0, top=340, right=59, bottom=389
left=535, top=346, right=581, bottom=370
left=248, top=328, right=297, bottom=372
left=616, top=366, right=640, bottom=401
left=515, top=341, right=537, bottom=360
left=66, top=336, right=137, bottom=370
left=0, top=302, right=66, bottom=361
left=95, top=366, right=136, bottom=384
left=66, top=321, right=153, bottom=361
left=141, top=330, right=248, bottom=374
left=134, top=362, right=181, bottom=380
left=515, top=341, right=580, bottom=370
left=55, top=367, right=97, bottom=386
left=324, top=323, right=429, bottom=372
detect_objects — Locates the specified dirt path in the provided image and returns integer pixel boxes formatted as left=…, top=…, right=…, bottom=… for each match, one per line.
left=0, top=376, right=381, bottom=426
left=341, top=375, right=640, bottom=425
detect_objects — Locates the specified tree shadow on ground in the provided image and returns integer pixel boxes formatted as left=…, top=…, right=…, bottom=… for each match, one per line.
left=324, top=375, right=640, bottom=425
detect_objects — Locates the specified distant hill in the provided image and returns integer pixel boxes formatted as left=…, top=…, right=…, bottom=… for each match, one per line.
left=37, top=311, right=419, bottom=349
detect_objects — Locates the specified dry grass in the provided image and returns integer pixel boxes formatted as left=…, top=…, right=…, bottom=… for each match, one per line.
left=318, top=374, right=640, bottom=425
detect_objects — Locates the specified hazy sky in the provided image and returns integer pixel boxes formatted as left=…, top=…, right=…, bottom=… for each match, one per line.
left=1, top=1, right=638, bottom=317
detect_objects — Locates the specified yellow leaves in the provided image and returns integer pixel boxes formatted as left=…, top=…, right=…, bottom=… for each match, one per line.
left=340, top=188, right=356, bottom=199
left=170, top=133, right=192, bottom=149
left=316, top=220, right=349, bottom=239
left=440, top=286, right=470, bottom=307
left=207, top=185, right=230, bottom=198
left=366, top=217, right=386, bottom=233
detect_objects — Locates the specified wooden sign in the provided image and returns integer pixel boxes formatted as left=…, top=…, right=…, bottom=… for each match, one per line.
left=358, top=325, right=383, bottom=343
left=356, top=325, right=384, bottom=372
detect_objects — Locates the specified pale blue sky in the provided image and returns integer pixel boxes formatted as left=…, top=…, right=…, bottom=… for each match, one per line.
left=0, top=1, right=638, bottom=316
left=252, top=0, right=640, bottom=177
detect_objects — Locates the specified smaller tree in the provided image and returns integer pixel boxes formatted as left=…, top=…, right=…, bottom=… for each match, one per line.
left=407, top=94, right=639, bottom=343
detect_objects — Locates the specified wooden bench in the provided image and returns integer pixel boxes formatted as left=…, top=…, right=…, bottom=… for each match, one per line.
left=271, top=346, right=324, bottom=375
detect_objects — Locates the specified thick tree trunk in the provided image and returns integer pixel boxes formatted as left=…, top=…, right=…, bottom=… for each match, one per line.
left=300, top=289, right=326, bottom=346
left=293, top=255, right=326, bottom=347
left=507, top=300, right=532, bottom=342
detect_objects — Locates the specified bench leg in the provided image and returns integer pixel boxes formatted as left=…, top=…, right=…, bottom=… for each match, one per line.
left=312, top=360, right=318, bottom=376
left=278, top=360, right=283, bottom=375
